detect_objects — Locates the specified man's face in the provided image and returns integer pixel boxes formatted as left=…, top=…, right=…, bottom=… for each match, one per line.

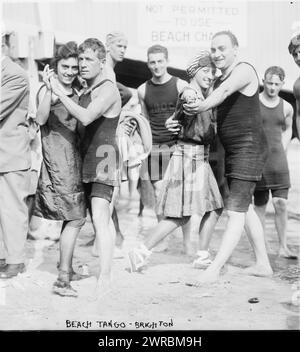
left=263, top=73, right=284, bottom=98
left=79, top=48, right=104, bottom=80
left=108, top=38, right=128, bottom=63
left=56, top=57, right=78, bottom=87
left=292, top=46, right=300, bottom=68
left=147, top=52, right=168, bottom=79
left=211, top=34, right=237, bottom=71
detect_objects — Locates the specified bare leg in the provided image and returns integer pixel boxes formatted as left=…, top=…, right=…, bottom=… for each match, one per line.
left=128, top=167, right=139, bottom=199
left=91, top=197, right=116, bottom=298
left=198, top=209, right=222, bottom=251
left=53, top=221, right=83, bottom=297
left=152, top=179, right=164, bottom=222
left=181, top=220, right=194, bottom=255
left=254, top=203, right=272, bottom=253
left=138, top=199, right=144, bottom=217
left=152, top=180, right=168, bottom=251
left=59, top=221, right=82, bottom=272
left=27, top=195, right=35, bottom=223
left=112, top=207, right=124, bottom=248
left=244, top=205, right=273, bottom=275
left=189, top=210, right=246, bottom=285
left=144, top=217, right=189, bottom=251
left=272, top=197, right=297, bottom=258
left=128, top=216, right=189, bottom=272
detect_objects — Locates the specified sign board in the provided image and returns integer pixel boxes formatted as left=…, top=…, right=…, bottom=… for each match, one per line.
left=138, top=1, right=247, bottom=48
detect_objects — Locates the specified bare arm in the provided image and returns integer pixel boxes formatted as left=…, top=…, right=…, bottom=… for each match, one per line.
left=183, top=63, right=254, bottom=114
left=117, top=82, right=132, bottom=107
left=50, top=77, right=116, bottom=126
left=176, top=78, right=189, bottom=94
left=137, top=83, right=149, bottom=120
left=36, top=65, right=57, bottom=125
left=36, top=86, right=52, bottom=125
left=296, top=100, right=300, bottom=139
left=282, top=101, right=293, bottom=151
left=293, top=79, right=300, bottom=139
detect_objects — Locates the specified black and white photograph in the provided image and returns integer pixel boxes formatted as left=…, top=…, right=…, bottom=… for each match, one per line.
left=0, top=0, right=299, bottom=342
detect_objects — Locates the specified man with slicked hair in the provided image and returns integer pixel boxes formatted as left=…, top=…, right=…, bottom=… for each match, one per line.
left=254, top=66, right=295, bottom=259
left=184, top=30, right=273, bottom=284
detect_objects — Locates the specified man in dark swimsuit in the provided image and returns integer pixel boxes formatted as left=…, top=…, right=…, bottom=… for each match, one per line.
left=137, top=44, right=192, bottom=253
left=254, top=66, right=295, bottom=259
left=49, top=38, right=121, bottom=298
left=184, top=31, right=273, bottom=283
left=86, top=32, right=132, bottom=253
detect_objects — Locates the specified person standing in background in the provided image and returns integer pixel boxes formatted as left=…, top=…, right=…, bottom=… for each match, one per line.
left=254, top=66, right=296, bottom=259
left=137, top=44, right=192, bottom=254
left=0, top=31, right=31, bottom=279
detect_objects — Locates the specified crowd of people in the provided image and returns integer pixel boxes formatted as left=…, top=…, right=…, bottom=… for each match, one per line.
left=1, top=27, right=299, bottom=299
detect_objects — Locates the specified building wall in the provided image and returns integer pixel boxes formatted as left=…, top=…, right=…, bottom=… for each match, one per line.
left=2, top=0, right=300, bottom=90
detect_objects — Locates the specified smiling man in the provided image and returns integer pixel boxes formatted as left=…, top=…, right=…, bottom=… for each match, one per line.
left=137, top=44, right=192, bottom=253
left=49, top=38, right=121, bottom=298
left=254, top=66, right=295, bottom=259
left=184, top=30, right=273, bottom=284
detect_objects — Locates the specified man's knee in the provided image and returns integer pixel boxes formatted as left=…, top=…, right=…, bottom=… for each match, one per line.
left=91, top=197, right=110, bottom=224
left=68, top=218, right=86, bottom=228
left=152, top=180, right=163, bottom=198
left=272, top=197, right=287, bottom=213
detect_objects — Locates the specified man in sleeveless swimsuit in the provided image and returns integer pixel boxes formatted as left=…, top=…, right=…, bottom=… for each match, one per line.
left=137, top=44, right=192, bottom=253
left=254, top=66, right=295, bottom=259
left=288, top=25, right=300, bottom=140
left=49, top=38, right=121, bottom=298
left=86, top=32, right=131, bottom=252
left=184, top=31, right=273, bottom=283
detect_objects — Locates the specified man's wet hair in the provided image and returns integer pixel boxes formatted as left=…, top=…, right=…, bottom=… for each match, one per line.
left=264, top=66, right=285, bottom=81
left=147, top=44, right=168, bottom=60
left=212, top=30, right=239, bottom=47
left=79, top=38, right=106, bottom=60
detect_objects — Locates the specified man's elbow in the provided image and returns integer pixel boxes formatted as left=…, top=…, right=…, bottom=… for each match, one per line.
left=81, top=119, right=90, bottom=127
left=81, top=113, right=94, bottom=126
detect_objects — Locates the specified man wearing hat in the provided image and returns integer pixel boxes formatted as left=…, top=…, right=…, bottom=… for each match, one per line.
left=0, top=32, right=31, bottom=278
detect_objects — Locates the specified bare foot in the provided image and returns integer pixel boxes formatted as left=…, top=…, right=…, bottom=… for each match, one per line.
left=278, top=247, right=298, bottom=259
left=113, top=247, right=124, bottom=259
left=265, top=242, right=277, bottom=255
left=243, top=264, right=273, bottom=277
left=183, top=241, right=194, bottom=256
left=89, top=275, right=112, bottom=301
left=152, top=239, right=168, bottom=253
left=185, top=269, right=220, bottom=287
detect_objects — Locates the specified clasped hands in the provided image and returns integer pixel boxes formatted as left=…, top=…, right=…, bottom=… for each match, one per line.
left=42, top=64, right=64, bottom=97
